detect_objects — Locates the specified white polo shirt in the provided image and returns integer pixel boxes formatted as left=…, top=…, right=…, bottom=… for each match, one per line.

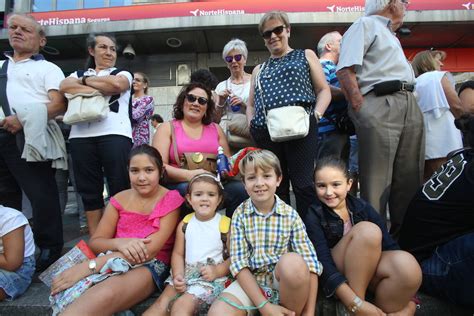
left=1, top=53, right=64, bottom=114
left=68, top=67, right=133, bottom=139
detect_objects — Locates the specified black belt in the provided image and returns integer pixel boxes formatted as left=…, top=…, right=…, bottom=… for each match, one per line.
left=373, top=80, right=415, bottom=96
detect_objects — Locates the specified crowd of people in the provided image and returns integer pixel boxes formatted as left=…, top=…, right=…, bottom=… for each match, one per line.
left=0, top=0, right=473, bottom=314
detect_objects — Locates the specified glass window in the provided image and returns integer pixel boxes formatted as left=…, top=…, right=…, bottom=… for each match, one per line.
left=32, top=0, right=53, bottom=12
left=57, top=0, right=78, bottom=11
left=110, top=0, right=133, bottom=6
left=84, top=0, right=105, bottom=8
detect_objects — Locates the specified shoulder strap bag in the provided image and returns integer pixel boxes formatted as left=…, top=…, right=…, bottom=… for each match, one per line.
left=256, top=62, right=310, bottom=142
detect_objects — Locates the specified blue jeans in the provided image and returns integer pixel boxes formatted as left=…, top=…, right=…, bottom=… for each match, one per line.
left=420, top=232, right=474, bottom=308
left=167, top=180, right=248, bottom=217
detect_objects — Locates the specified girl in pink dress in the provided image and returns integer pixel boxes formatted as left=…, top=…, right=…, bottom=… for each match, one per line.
left=51, top=145, right=184, bottom=315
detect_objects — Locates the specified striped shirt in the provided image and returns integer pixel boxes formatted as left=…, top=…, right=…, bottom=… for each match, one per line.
left=229, top=196, right=323, bottom=287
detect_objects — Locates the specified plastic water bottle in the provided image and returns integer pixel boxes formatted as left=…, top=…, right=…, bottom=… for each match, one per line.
left=216, top=146, right=230, bottom=181
left=227, top=95, right=241, bottom=112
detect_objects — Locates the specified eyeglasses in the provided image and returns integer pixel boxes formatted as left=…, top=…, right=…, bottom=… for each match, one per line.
left=225, top=54, right=243, bottom=63
left=186, top=94, right=208, bottom=106
left=261, top=25, right=286, bottom=39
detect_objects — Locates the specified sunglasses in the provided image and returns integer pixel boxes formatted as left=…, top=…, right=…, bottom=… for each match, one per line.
left=186, top=94, right=208, bottom=106
left=225, top=54, right=243, bottom=63
left=261, top=25, right=286, bottom=39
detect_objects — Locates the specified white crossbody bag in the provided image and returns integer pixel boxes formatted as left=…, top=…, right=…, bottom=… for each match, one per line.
left=256, top=62, right=310, bottom=142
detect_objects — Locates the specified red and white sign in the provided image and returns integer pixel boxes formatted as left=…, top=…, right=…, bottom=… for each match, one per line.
left=28, top=0, right=471, bottom=26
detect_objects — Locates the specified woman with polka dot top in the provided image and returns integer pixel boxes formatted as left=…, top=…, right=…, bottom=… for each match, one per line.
left=247, top=10, right=331, bottom=217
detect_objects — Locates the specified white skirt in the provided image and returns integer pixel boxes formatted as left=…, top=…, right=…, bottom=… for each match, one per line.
left=423, top=110, right=463, bottom=159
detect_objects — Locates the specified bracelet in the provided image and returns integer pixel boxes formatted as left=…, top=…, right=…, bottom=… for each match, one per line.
left=82, top=76, right=89, bottom=85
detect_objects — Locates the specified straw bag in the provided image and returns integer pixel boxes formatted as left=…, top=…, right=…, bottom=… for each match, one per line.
left=63, top=91, right=109, bottom=125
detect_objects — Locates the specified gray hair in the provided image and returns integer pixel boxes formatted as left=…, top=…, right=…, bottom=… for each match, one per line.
left=316, top=31, right=341, bottom=57
left=7, top=13, right=45, bottom=37
left=365, top=0, right=391, bottom=16
left=222, top=38, right=248, bottom=60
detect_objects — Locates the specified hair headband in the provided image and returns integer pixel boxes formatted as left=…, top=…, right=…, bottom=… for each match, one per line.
left=189, top=173, right=224, bottom=190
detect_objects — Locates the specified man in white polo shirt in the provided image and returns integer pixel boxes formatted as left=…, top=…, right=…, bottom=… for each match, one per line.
left=336, top=0, right=424, bottom=238
left=0, top=14, right=65, bottom=271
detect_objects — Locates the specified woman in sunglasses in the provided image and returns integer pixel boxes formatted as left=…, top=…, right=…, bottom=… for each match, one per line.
left=152, top=82, right=248, bottom=216
left=247, top=11, right=331, bottom=218
left=132, top=72, right=155, bottom=147
left=215, top=39, right=253, bottom=150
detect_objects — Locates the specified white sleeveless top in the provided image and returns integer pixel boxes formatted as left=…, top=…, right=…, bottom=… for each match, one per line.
left=415, top=71, right=463, bottom=159
left=185, top=213, right=224, bottom=265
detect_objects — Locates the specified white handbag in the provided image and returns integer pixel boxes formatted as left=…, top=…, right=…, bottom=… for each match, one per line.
left=63, top=91, right=109, bottom=125
left=257, top=62, right=310, bottom=142
left=266, top=106, right=310, bottom=142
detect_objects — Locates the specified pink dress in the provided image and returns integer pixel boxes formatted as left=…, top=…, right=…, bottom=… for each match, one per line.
left=168, top=120, right=220, bottom=167
left=110, top=190, right=184, bottom=265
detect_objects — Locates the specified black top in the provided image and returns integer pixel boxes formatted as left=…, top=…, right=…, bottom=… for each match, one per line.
left=399, top=148, right=474, bottom=262
left=304, top=195, right=398, bottom=297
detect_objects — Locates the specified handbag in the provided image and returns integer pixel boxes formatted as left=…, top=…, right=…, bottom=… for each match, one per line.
left=257, top=62, right=310, bottom=142
left=63, top=91, right=110, bottom=125
left=332, top=108, right=355, bottom=136
left=219, top=113, right=255, bottom=149
left=170, top=122, right=217, bottom=173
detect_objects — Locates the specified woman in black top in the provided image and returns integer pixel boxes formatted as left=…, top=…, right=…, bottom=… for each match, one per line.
left=304, top=156, right=421, bottom=315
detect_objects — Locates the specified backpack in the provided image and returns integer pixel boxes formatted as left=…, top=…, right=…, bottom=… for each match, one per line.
left=182, top=212, right=231, bottom=260
left=75, top=68, right=135, bottom=124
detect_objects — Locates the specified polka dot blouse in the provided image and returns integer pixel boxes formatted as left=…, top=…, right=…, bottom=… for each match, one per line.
left=252, top=49, right=316, bottom=129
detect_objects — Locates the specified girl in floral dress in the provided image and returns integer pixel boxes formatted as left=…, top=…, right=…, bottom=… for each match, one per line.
left=144, top=173, right=231, bottom=315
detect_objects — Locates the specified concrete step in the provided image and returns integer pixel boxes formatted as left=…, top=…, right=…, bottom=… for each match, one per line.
left=0, top=283, right=472, bottom=315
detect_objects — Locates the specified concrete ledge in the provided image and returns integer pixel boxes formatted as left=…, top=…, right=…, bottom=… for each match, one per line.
left=1, top=283, right=472, bottom=315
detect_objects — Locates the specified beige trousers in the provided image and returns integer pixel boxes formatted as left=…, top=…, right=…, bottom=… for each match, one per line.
left=349, top=91, right=424, bottom=237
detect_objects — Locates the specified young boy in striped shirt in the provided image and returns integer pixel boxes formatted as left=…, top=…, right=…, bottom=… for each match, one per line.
left=209, top=149, right=322, bottom=316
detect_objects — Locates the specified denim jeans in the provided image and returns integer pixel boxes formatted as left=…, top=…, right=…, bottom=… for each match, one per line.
left=420, top=232, right=474, bottom=308
left=166, top=179, right=248, bottom=217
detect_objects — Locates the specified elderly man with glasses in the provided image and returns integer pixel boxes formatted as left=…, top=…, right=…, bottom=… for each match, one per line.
left=336, top=0, right=422, bottom=239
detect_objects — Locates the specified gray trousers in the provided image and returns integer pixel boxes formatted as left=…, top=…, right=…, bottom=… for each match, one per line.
left=349, top=91, right=424, bottom=237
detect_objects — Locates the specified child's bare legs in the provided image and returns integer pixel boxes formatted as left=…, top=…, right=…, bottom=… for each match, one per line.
left=274, top=252, right=311, bottom=315
left=142, top=284, right=177, bottom=316
left=331, top=221, right=382, bottom=298
left=208, top=292, right=247, bottom=316
left=370, top=250, right=422, bottom=315
left=61, top=267, right=155, bottom=316
left=170, top=293, right=199, bottom=315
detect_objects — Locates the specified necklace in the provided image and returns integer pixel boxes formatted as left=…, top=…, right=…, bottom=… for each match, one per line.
left=262, top=50, right=293, bottom=79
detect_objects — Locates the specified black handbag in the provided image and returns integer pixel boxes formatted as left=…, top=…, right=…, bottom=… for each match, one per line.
left=329, top=108, right=355, bottom=136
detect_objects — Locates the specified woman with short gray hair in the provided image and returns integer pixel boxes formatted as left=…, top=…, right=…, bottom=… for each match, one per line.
left=215, top=38, right=253, bottom=148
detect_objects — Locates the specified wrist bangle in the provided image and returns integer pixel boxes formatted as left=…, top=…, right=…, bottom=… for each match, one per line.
left=82, top=76, right=89, bottom=85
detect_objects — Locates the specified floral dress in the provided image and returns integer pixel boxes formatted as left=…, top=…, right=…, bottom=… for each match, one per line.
left=132, top=95, right=154, bottom=147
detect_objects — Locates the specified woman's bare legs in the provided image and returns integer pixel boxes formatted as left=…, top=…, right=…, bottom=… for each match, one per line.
left=331, top=221, right=382, bottom=298
left=61, top=267, right=155, bottom=316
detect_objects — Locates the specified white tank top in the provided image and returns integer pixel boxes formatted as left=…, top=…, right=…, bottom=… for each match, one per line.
left=185, top=213, right=224, bottom=265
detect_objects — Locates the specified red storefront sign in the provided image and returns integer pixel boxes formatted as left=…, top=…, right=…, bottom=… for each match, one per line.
left=28, top=0, right=471, bottom=26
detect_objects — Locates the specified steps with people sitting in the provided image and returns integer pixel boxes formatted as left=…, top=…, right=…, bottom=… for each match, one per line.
left=0, top=282, right=471, bottom=316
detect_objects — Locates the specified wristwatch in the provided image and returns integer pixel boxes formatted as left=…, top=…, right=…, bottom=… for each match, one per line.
left=88, top=259, right=97, bottom=274
left=315, top=110, right=323, bottom=121
left=348, top=296, right=363, bottom=314
left=82, top=75, right=90, bottom=85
